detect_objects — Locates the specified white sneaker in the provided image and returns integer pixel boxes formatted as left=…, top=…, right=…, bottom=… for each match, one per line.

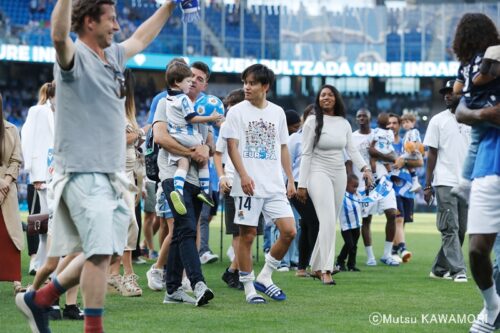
left=226, top=246, right=235, bottom=262
left=277, top=266, right=290, bottom=272
left=401, top=250, right=412, bottom=263
left=200, top=251, right=219, bottom=264
left=181, top=276, right=192, bottom=292
left=429, top=271, right=452, bottom=280
left=453, top=273, right=468, bottom=283
left=193, top=281, right=214, bottom=307
left=147, top=265, right=165, bottom=291
left=163, top=288, right=196, bottom=304
left=391, top=254, right=403, bottom=263
left=380, top=256, right=400, bottom=266
left=410, top=178, right=422, bottom=192
left=366, top=258, right=377, bottom=266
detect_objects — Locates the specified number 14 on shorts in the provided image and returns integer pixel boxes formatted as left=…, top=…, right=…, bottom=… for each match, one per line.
left=237, top=197, right=252, bottom=221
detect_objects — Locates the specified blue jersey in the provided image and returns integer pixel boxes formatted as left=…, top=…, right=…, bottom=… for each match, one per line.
left=340, top=193, right=362, bottom=231
left=392, top=139, right=415, bottom=199
left=472, top=128, right=500, bottom=178
left=457, top=53, right=500, bottom=109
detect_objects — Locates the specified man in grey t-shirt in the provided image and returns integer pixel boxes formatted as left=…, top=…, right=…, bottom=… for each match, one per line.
left=152, top=61, right=215, bottom=306
left=16, top=1, right=177, bottom=332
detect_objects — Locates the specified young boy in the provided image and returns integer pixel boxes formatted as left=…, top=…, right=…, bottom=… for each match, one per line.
left=370, top=112, right=396, bottom=180
left=164, top=62, right=222, bottom=214
left=223, top=64, right=296, bottom=304
left=336, top=174, right=362, bottom=272
left=400, top=113, right=424, bottom=192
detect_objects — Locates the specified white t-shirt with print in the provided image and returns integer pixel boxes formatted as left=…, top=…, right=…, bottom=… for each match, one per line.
left=372, top=127, right=395, bottom=155
left=215, top=122, right=235, bottom=187
left=223, top=100, right=288, bottom=198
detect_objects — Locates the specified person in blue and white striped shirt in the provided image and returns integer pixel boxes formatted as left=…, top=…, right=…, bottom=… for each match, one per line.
left=336, top=174, right=362, bottom=272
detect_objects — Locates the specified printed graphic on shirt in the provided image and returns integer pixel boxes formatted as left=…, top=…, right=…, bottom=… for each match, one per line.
left=243, top=118, right=277, bottom=160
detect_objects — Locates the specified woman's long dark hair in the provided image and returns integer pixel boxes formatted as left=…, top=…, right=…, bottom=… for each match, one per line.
left=0, top=93, right=5, bottom=163
left=313, top=84, right=346, bottom=147
left=452, top=13, right=500, bottom=64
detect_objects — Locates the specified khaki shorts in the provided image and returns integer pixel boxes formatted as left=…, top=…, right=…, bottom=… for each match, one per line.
left=61, top=173, right=130, bottom=258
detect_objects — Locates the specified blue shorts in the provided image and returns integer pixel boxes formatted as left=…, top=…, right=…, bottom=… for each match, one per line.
left=396, top=195, right=414, bottom=223
left=155, top=187, right=173, bottom=219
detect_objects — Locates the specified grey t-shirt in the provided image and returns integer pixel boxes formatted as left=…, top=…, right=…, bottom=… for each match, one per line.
left=53, top=39, right=126, bottom=173
left=153, top=97, right=211, bottom=186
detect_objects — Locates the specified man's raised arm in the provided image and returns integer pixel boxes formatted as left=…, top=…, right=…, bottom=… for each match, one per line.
left=51, top=0, right=75, bottom=70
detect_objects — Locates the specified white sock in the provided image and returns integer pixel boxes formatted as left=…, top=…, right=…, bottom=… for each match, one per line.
left=239, top=271, right=256, bottom=298
left=481, top=286, right=500, bottom=323
left=365, top=246, right=375, bottom=260
left=173, top=168, right=188, bottom=195
left=383, top=241, right=393, bottom=258
left=199, top=166, right=210, bottom=195
left=256, top=253, right=280, bottom=287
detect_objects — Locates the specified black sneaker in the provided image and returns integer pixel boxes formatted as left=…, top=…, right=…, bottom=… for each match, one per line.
left=15, top=291, right=51, bottom=333
left=48, top=305, right=62, bottom=320
left=335, top=263, right=347, bottom=272
left=63, top=304, right=83, bottom=320
left=348, top=267, right=361, bottom=272
left=197, top=191, right=215, bottom=207
left=221, top=269, right=243, bottom=290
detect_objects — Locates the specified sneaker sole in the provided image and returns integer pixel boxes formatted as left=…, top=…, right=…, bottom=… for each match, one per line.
left=196, top=289, right=214, bottom=307
left=402, top=252, right=412, bottom=263
left=163, top=298, right=194, bottom=304
left=197, top=194, right=215, bottom=207
left=15, top=293, right=43, bottom=333
left=170, top=192, right=187, bottom=215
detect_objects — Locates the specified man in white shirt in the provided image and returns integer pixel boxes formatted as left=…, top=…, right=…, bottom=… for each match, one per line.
left=347, top=108, right=399, bottom=267
left=423, top=80, right=470, bottom=283
left=224, top=64, right=296, bottom=304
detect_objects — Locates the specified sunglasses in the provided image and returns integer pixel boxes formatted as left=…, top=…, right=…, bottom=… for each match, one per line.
left=107, top=65, right=126, bottom=99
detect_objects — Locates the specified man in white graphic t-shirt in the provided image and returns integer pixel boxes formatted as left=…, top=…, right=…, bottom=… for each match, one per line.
left=223, top=64, right=296, bottom=304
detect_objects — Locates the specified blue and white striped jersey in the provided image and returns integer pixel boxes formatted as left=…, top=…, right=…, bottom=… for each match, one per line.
left=340, top=192, right=362, bottom=231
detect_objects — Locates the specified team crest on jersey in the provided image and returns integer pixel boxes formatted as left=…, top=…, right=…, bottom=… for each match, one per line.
left=243, top=118, right=277, bottom=160
left=238, top=210, right=245, bottom=220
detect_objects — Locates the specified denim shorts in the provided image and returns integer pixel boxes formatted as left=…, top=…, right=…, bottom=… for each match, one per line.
left=155, top=187, right=173, bottom=219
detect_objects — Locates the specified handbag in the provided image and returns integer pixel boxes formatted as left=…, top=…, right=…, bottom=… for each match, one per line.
left=27, top=190, right=49, bottom=236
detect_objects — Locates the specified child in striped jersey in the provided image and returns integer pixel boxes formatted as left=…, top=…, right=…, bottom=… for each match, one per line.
left=335, top=174, right=362, bottom=272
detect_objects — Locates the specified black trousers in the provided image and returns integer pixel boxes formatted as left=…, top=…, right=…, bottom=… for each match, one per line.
left=337, top=228, right=361, bottom=269
left=290, top=183, right=319, bottom=270
left=26, top=184, right=40, bottom=256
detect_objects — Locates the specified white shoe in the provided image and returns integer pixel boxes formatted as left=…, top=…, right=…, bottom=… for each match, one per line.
left=147, top=265, right=165, bottom=291
left=200, top=251, right=219, bottom=264
left=391, top=254, right=403, bottom=263
left=453, top=273, right=468, bottom=283
left=380, top=256, right=400, bottom=266
left=366, top=258, right=377, bottom=266
left=163, top=288, right=196, bottom=304
left=193, top=281, right=214, bottom=307
left=181, top=276, right=192, bottom=292
left=401, top=250, right=412, bottom=263
left=226, top=246, right=235, bottom=262
left=277, top=266, right=290, bottom=272
left=429, top=271, right=452, bottom=280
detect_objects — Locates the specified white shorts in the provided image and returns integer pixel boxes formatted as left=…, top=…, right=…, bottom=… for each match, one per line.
left=362, top=188, right=397, bottom=218
left=467, top=175, right=500, bottom=234
left=232, top=194, right=293, bottom=227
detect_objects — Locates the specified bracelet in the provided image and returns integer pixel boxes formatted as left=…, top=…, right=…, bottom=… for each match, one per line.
left=362, top=167, right=372, bottom=173
left=423, top=185, right=433, bottom=191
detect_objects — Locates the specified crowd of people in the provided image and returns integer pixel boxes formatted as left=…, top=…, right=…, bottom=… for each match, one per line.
left=0, top=2, right=499, bottom=333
